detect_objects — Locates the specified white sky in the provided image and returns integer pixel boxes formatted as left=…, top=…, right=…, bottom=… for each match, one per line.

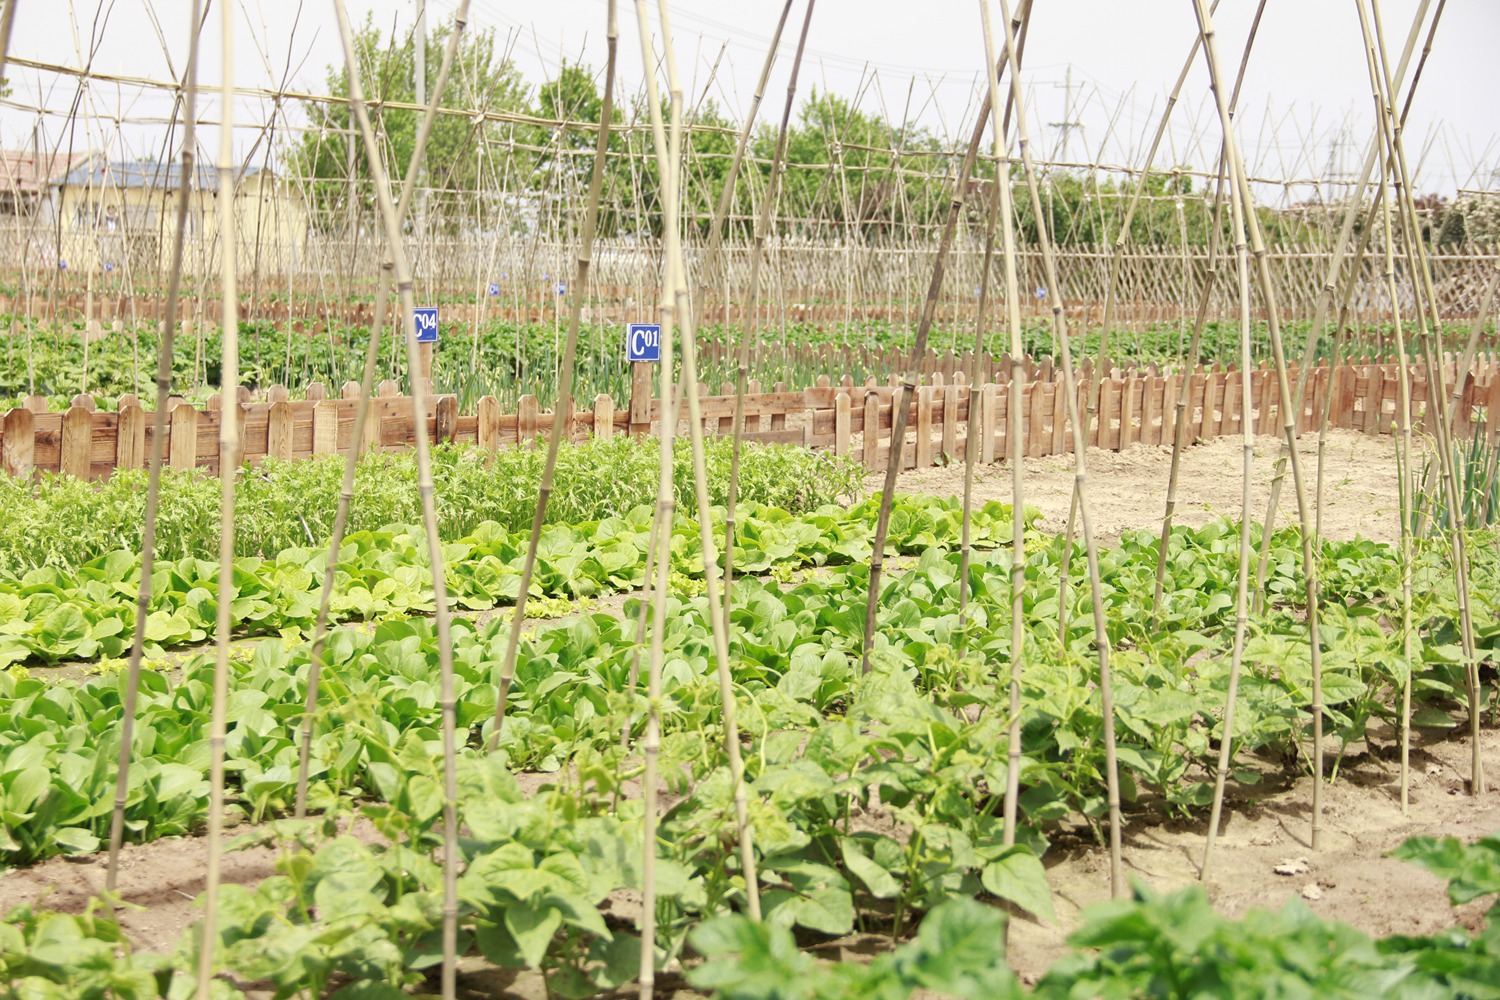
left=4, top=0, right=1496, bottom=197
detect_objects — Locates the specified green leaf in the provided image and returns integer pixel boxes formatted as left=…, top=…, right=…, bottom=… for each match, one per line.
left=981, top=846, right=1055, bottom=924
left=51, top=827, right=101, bottom=855
left=840, top=838, right=900, bottom=900
left=504, top=901, right=562, bottom=968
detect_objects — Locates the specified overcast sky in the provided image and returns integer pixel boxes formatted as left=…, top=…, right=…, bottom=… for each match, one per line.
left=4, top=0, right=1496, bottom=197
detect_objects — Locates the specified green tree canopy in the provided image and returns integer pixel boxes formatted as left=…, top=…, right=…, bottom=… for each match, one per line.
left=287, top=13, right=528, bottom=233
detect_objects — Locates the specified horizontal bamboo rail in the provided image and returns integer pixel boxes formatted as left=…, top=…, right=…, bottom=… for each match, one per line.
left=3, top=357, right=1496, bottom=481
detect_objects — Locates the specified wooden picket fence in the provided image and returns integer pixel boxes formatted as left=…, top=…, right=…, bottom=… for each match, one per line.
left=2, top=356, right=1498, bottom=481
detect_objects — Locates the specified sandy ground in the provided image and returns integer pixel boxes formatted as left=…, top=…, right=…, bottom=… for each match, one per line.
left=886, top=427, right=1406, bottom=546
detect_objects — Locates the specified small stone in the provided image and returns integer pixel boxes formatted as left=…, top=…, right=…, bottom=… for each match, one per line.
left=1273, top=857, right=1311, bottom=876
left=1301, top=883, right=1323, bottom=901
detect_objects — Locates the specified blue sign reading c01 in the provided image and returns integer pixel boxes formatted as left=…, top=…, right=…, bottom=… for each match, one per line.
left=626, top=323, right=661, bottom=363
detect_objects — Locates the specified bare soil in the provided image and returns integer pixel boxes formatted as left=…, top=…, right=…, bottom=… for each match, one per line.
left=885, top=428, right=1406, bottom=545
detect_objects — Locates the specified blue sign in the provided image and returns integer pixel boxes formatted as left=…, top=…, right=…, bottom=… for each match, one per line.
left=103, top=262, right=115, bottom=273
left=488, top=282, right=500, bottom=296
left=626, top=323, right=661, bottom=363
left=413, top=306, right=439, bottom=344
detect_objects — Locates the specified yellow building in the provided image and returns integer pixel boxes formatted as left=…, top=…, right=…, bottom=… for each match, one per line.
left=50, top=156, right=309, bottom=277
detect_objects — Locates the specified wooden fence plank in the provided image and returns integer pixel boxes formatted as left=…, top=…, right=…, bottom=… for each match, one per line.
left=169, top=404, right=198, bottom=469
left=60, top=406, right=93, bottom=479
left=116, top=402, right=146, bottom=470
left=1, top=408, right=34, bottom=477
left=312, top=401, right=339, bottom=455
left=267, top=401, right=294, bottom=461
left=915, top=385, right=933, bottom=468
left=477, top=395, right=501, bottom=450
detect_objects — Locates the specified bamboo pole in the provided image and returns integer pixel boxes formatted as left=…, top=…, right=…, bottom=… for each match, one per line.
left=1199, top=96, right=1259, bottom=887
left=1372, top=143, right=1417, bottom=817
left=960, top=0, right=1031, bottom=637
left=1365, top=0, right=1482, bottom=795
left=195, top=1, right=239, bottom=994
left=722, top=0, right=814, bottom=633
left=649, top=0, right=763, bottom=924
left=331, top=3, right=463, bottom=996
left=1256, top=0, right=1433, bottom=604
left=296, top=0, right=471, bottom=817
left=490, top=0, right=617, bottom=750
left=959, top=39, right=1002, bottom=637
left=105, top=0, right=201, bottom=893
left=977, top=0, right=1027, bottom=852
left=995, top=0, right=1123, bottom=896
left=1193, top=0, right=1328, bottom=849
left=631, top=5, right=685, bottom=995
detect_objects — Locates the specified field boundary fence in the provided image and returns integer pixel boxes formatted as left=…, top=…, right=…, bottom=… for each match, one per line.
left=4, top=354, right=1497, bottom=481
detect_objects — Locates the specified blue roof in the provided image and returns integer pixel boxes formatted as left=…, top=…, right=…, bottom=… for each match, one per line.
left=57, top=157, right=263, bottom=192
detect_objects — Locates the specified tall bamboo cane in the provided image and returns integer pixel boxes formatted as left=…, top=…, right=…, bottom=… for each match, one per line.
left=631, top=5, right=687, bottom=993
left=995, top=0, right=1123, bottom=896
left=1200, top=116, right=1258, bottom=887
left=648, top=0, right=763, bottom=923
left=1372, top=146, right=1417, bottom=817
left=105, top=0, right=201, bottom=893
left=636, top=247, right=676, bottom=1000
left=195, top=1, right=239, bottom=993
left=1312, top=0, right=1445, bottom=527
left=976, top=0, right=1028, bottom=851
left=1254, top=0, right=1434, bottom=607
left=1364, top=0, right=1482, bottom=795
left=722, top=0, right=814, bottom=634
left=296, top=0, right=471, bottom=816
left=957, top=59, right=1002, bottom=638
left=489, top=0, right=617, bottom=751
left=1193, top=0, right=1329, bottom=850
left=332, top=3, right=463, bottom=995
left=958, top=0, right=1034, bottom=636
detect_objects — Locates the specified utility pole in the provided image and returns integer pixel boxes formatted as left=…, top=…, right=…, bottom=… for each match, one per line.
left=1048, top=64, right=1083, bottom=164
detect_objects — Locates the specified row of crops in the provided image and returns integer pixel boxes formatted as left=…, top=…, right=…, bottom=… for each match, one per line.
left=3, top=316, right=1478, bottom=413
left=0, top=436, right=1496, bottom=994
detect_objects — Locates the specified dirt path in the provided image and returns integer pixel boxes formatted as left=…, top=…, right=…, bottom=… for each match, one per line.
left=885, top=428, right=1406, bottom=546
left=1004, top=725, right=1500, bottom=983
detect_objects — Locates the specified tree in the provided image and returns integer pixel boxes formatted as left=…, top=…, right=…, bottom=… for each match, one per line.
left=286, top=13, right=529, bottom=233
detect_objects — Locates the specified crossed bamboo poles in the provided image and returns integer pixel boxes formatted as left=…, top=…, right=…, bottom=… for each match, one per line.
left=76, top=0, right=1491, bottom=996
